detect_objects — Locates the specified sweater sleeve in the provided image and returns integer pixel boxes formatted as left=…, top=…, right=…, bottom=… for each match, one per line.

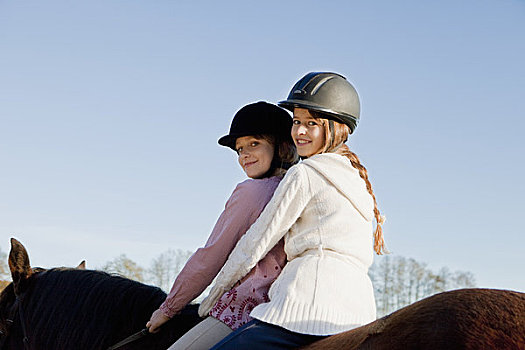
left=199, top=166, right=308, bottom=316
left=159, top=180, right=274, bottom=318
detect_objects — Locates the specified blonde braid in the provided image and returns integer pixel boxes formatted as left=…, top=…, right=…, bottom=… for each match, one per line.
left=337, top=145, right=386, bottom=255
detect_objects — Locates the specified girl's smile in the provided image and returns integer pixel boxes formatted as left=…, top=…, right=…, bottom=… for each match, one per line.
left=235, top=136, right=274, bottom=179
left=292, top=108, right=326, bottom=157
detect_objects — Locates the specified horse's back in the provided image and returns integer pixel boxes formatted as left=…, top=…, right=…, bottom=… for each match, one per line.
left=303, top=288, right=525, bottom=350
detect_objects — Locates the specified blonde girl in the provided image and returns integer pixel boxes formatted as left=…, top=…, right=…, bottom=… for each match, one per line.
left=200, top=73, right=386, bottom=349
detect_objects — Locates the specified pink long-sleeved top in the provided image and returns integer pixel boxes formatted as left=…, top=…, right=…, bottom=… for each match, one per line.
left=159, top=176, right=286, bottom=330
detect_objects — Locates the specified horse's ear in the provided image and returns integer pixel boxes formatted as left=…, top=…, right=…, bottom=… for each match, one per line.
left=77, top=260, right=86, bottom=269
left=9, top=238, right=33, bottom=295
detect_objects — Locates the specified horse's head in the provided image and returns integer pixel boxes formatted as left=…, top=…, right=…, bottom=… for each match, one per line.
left=0, top=239, right=89, bottom=349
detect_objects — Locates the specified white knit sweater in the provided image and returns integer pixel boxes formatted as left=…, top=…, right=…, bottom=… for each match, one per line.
left=199, top=153, right=377, bottom=335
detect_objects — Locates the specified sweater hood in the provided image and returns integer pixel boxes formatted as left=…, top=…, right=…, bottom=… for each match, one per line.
left=302, top=153, right=374, bottom=222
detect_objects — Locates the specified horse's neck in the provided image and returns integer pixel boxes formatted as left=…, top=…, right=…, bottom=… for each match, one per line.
left=26, top=270, right=168, bottom=349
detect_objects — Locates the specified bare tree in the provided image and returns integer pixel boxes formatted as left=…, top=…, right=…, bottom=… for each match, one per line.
left=370, top=255, right=394, bottom=316
left=393, top=256, right=408, bottom=310
left=0, top=247, right=11, bottom=291
left=370, top=255, right=476, bottom=316
left=435, top=267, right=452, bottom=292
left=147, top=249, right=193, bottom=292
left=100, top=254, right=145, bottom=282
left=451, top=270, right=476, bottom=289
left=0, top=248, right=8, bottom=278
left=406, top=258, right=426, bottom=303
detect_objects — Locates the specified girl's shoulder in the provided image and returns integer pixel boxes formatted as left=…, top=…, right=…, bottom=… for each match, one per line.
left=234, top=176, right=282, bottom=196
left=225, top=177, right=281, bottom=210
left=302, top=152, right=349, bottom=166
left=238, top=175, right=282, bottom=187
left=301, top=153, right=356, bottom=176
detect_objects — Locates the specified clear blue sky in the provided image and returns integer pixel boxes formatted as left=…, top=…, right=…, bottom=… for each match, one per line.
left=1, top=0, right=524, bottom=292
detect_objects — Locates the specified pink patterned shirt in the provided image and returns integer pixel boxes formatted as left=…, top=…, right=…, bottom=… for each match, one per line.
left=159, top=176, right=286, bottom=330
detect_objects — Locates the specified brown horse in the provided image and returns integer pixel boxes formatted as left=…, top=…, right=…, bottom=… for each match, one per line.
left=302, top=288, right=525, bottom=350
left=0, top=238, right=203, bottom=350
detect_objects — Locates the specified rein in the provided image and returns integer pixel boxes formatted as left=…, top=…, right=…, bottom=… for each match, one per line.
left=106, top=328, right=149, bottom=350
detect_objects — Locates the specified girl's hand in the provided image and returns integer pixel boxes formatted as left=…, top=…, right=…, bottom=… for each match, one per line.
left=146, top=309, right=170, bottom=333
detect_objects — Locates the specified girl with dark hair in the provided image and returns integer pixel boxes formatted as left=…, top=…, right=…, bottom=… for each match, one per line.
left=146, top=101, right=298, bottom=349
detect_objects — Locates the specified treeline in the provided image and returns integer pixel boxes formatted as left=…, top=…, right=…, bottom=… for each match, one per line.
left=369, top=255, right=476, bottom=316
left=100, top=249, right=193, bottom=292
left=0, top=246, right=475, bottom=316
left=0, top=245, right=194, bottom=293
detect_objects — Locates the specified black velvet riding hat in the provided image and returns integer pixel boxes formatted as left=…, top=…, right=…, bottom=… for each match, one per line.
left=218, top=101, right=292, bottom=151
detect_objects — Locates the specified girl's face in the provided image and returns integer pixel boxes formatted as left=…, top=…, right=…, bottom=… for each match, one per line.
left=292, top=108, right=326, bottom=157
left=235, top=136, right=275, bottom=179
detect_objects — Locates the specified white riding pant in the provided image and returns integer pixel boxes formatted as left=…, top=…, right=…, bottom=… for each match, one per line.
left=167, top=316, right=232, bottom=350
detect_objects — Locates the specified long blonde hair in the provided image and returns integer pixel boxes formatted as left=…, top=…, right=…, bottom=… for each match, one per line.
left=315, top=115, right=386, bottom=255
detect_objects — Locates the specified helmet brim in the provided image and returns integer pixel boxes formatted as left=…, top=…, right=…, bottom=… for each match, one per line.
left=218, top=132, right=253, bottom=150
left=278, top=99, right=358, bottom=133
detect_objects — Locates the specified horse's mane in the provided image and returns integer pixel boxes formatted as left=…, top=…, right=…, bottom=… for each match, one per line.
left=23, top=268, right=167, bottom=349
